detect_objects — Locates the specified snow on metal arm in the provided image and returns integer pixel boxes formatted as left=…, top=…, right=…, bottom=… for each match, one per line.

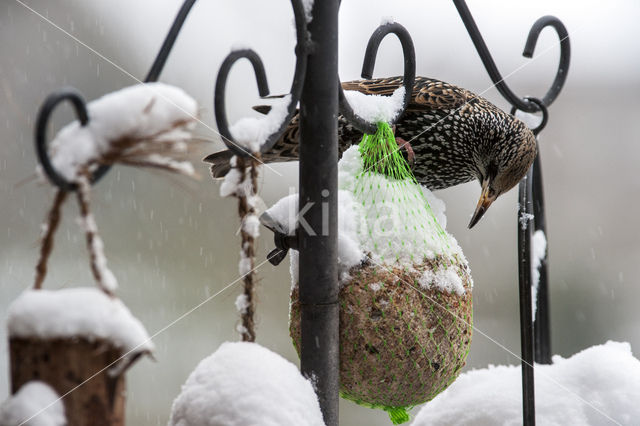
left=213, top=0, right=311, bottom=157
left=338, top=21, right=416, bottom=134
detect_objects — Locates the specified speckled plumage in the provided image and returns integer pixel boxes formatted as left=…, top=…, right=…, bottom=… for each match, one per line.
left=206, top=76, right=536, bottom=198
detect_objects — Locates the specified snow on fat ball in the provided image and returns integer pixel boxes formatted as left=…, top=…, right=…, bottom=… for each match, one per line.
left=418, top=268, right=466, bottom=297
left=265, top=146, right=467, bottom=289
left=0, top=381, right=65, bottom=426
left=46, top=82, right=198, bottom=182
left=412, top=341, right=640, bottom=426
left=338, top=146, right=463, bottom=265
left=168, top=342, right=324, bottom=426
left=7, top=288, right=154, bottom=355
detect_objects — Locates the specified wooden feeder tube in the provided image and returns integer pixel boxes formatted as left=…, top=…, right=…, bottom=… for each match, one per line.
left=9, top=337, right=135, bottom=426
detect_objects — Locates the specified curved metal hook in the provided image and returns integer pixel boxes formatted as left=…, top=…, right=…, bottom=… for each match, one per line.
left=35, top=88, right=110, bottom=191
left=338, top=22, right=416, bottom=134
left=214, top=50, right=271, bottom=157
left=511, top=97, right=548, bottom=135
left=453, top=0, right=570, bottom=112
left=34, top=0, right=198, bottom=191
left=213, top=0, right=310, bottom=157
left=522, top=16, right=570, bottom=107
left=145, top=0, right=197, bottom=83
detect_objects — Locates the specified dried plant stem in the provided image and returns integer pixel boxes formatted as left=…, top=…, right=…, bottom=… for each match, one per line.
left=237, top=156, right=259, bottom=342
left=75, top=172, right=116, bottom=297
left=33, top=189, right=68, bottom=290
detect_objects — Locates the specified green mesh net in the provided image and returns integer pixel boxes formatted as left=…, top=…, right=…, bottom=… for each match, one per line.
left=290, top=122, right=473, bottom=424
left=354, top=122, right=451, bottom=262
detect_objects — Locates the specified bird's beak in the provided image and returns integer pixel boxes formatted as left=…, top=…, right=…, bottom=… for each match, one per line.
left=468, top=179, right=497, bottom=229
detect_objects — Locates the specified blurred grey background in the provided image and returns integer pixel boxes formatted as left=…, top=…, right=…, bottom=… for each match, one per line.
left=1, top=0, right=639, bottom=424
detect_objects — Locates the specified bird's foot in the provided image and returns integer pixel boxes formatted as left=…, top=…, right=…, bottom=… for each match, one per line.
left=391, top=125, right=415, bottom=168
left=396, top=137, right=415, bottom=168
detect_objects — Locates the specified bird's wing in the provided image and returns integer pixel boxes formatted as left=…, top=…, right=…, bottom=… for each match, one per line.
left=411, top=79, right=472, bottom=111
left=255, top=77, right=474, bottom=115
left=341, top=76, right=405, bottom=96
left=341, top=76, right=475, bottom=115
left=243, top=77, right=477, bottom=162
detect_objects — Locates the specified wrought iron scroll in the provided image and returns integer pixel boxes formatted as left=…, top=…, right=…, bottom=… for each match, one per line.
left=35, top=89, right=97, bottom=191
left=454, top=1, right=570, bottom=424
left=213, top=0, right=310, bottom=157
left=35, top=0, right=199, bottom=191
left=338, top=22, right=416, bottom=134
left=36, top=0, right=311, bottom=189
left=454, top=0, right=570, bottom=113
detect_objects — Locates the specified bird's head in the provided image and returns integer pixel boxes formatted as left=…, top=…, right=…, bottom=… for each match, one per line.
left=468, top=118, right=537, bottom=228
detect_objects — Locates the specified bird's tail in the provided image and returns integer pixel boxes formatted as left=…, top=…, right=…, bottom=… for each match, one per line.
left=205, top=103, right=301, bottom=178
left=203, top=150, right=234, bottom=179
left=203, top=104, right=274, bottom=179
left=204, top=102, right=269, bottom=178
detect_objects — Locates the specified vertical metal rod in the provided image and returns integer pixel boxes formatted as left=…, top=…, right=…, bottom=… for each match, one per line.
left=144, top=0, right=197, bottom=83
left=531, top=153, right=551, bottom=364
left=298, top=1, right=340, bottom=425
left=453, top=0, right=536, bottom=113
left=518, top=169, right=536, bottom=426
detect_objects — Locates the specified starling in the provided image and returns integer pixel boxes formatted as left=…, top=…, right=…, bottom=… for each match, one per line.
left=205, top=76, right=537, bottom=228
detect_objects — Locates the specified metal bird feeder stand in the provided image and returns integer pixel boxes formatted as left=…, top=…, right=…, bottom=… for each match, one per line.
left=29, top=0, right=570, bottom=425
left=298, top=1, right=341, bottom=423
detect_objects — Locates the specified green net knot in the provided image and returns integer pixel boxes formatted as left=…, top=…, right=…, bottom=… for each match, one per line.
left=358, top=122, right=414, bottom=182
left=386, top=406, right=410, bottom=424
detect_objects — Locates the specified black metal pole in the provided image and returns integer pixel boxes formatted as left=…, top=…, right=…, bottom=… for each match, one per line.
left=298, top=1, right=340, bottom=425
left=145, top=0, right=197, bottom=83
left=531, top=153, right=551, bottom=364
left=518, top=169, right=536, bottom=426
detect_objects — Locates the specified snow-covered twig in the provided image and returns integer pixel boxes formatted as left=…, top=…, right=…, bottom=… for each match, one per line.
left=228, top=156, right=261, bottom=342
left=32, top=83, right=200, bottom=295
left=47, top=83, right=199, bottom=183
left=76, top=172, right=118, bottom=296
left=95, top=117, right=198, bottom=178
left=33, top=189, right=68, bottom=290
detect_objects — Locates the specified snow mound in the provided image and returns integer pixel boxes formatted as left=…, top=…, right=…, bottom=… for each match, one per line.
left=412, top=341, right=640, bottom=426
left=48, top=82, right=197, bottom=182
left=7, top=288, right=154, bottom=354
left=0, top=381, right=65, bottom=426
left=168, top=342, right=324, bottom=426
